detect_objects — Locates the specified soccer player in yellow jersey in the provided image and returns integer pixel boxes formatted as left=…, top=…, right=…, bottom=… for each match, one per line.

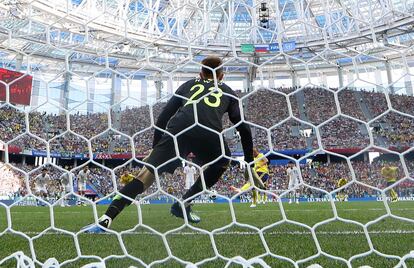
left=231, top=148, right=269, bottom=208
left=253, top=148, right=269, bottom=206
left=120, top=170, right=135, bottom=186
left=381, top=163, right=399, bottom=202
left=336, top=178, right=348, bottom=202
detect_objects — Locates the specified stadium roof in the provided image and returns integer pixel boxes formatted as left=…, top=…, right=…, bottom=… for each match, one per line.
left=0, top=0, right=413, bottom=77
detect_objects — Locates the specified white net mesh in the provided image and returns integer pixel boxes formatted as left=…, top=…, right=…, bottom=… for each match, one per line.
left=0, top=0, right=414, bottom=267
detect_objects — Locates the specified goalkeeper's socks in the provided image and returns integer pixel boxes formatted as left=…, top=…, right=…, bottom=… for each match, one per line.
left=105, top=179, right=144, bottom=220
left=182, top=180, right=202, bottom=201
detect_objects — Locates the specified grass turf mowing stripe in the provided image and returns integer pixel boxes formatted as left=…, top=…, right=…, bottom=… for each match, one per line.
left=18, top=229, right=414, bottom=235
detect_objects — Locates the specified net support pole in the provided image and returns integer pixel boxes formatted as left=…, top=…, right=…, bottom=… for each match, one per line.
left=155, top=80, right=163, bottom=101
left=141, top=77, right=148, bottom=104
left=111, top=72, right=122, bottom=129
left=243, top=74, right=249, bottom=93
left=15, top=54, right=23, bottom=72
left=320, top=72, right=327, bottom=87
left=268, top=69, right=275, bottom=88
left=337, top=66, right=344, bottom=88
left=60, top=69, right=71, bottom=115
left=31, top=80, right=40, bottom=107
left=385, top=60, right=394, bottom=94
left=347, top=70, right=354, bottom=87
left=250, top=1, right=258, bottom=44
left=87, top=78, right=95, bottom=113
left=244, top=72, right=253, bottom=128
left=405, top=74, right=413, bottom=96
left=167, top=76, right=173, bottom=95
left=154, top=72, right=164, bottom=101
left=291, top=70, right=298, bottom=88
left=375, top=68, right=383, bottom=92
left=247, top=56, right=257, bottom=93
left=111, top=72, right=122, bottom=106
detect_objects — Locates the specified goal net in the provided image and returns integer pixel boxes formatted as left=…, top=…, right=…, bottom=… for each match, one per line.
left=0, top=0, right=414, bottom=267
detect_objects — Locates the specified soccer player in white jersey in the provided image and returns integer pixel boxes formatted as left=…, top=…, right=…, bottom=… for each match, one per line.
left=77, top=166, right=90, bottom=205
left=34, top=168, right=50, bottom=205
left=183, top=159, right=197, bottom=190
left=286, top=161, right=300, bottom=204
left=59, top=167, right=72, bottom=207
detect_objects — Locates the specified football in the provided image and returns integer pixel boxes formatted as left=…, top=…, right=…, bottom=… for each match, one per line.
left=209, top=190, right=218, bottom=200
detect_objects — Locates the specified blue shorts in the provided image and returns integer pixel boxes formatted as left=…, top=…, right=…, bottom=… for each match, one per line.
left=387, top=181, right=396, bottom=187
left=257, top=172, right=269, bottom=183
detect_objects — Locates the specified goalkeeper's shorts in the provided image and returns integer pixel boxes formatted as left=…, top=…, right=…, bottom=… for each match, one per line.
left=257, top=172, right=269, bottom=183
left=145, top=126, right=231, bottom=174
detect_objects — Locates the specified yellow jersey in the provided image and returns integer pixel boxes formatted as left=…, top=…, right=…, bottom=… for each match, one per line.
left=337, top=178, right=347, bottom=187
left=381, top=166, right=398, bottom=183
left=120, top=173, right=135, bottom=184
left=254, top=153, right=269, bottom=174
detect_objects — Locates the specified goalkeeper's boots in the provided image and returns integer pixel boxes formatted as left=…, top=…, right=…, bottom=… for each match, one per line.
left=170, top=202, right=201, bottom=223
left=81, top=215, right=112, bottom=233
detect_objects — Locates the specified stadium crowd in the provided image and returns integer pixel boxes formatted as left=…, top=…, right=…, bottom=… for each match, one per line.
left=1, top=86, right=413, bottom=202
left=1, top=159, right=413, bottom=202
left=1, top=87, right=413, bottom=155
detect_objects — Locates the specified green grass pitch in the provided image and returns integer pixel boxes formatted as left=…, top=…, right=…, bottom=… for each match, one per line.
left=0, top=201, right=413, bottom=267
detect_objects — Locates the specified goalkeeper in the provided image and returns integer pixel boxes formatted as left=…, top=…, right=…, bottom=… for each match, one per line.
left=82, top=56, right=254, bottom=232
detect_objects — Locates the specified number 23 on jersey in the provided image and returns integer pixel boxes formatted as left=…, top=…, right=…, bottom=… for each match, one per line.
left=184, top=84, right=223, bottom=108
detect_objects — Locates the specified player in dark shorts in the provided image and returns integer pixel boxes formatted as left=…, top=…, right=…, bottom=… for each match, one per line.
left=82, top=56, right=254, bottom=232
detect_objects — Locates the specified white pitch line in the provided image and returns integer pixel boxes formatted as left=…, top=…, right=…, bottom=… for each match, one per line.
left=190, top=207, right=414, bottom=213
left=8, top=207, right=414, bottom=214
left=16, top=230, right=414, bottom=236
left=212, top=208, right=401, bottom=212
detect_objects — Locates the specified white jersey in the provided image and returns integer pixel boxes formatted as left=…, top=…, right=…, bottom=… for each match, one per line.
left=78, top=170, right=90, bottom=184
left=35, top=173, right=50, bottom=193
left=184, top=165, right=196, bottom=189
left=60, top=173, right=70, bottom=185
left=35, top=174, right=50, bottom=187
left=60, top=173, right=71, bottom=193
left=287, top=167, right=300, bottom=189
